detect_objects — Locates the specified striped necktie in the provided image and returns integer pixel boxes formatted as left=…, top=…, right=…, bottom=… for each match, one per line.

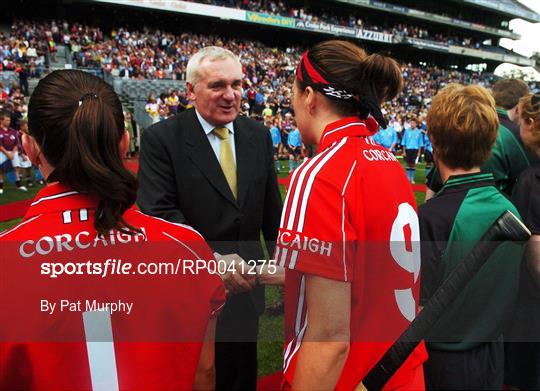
left=213, top=127, right=237, bottom=198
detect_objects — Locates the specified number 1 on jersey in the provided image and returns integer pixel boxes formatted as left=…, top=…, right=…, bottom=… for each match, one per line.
left=83, top=310, right=119, bottom=391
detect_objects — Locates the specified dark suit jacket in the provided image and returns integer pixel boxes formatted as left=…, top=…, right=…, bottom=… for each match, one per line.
left=137, top=108, right=282, bottom=329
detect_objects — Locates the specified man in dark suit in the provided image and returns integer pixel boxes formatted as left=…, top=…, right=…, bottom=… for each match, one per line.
left=137, top=46, right=282, bottom=390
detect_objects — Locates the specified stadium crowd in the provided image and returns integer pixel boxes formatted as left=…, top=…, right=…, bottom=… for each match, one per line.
left=0, top=79, right=41, bottom=195
left=4, top=18, right=498, bottom=174
left=1, top=20, right=55, bottom=78
left=0, top=15, right=530, bottom=194
left=192, top=0, right=486, bottom=48
left=3, top=2, right=493, bottom=84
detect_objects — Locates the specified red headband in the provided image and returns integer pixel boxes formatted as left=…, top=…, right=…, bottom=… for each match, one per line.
left=297, top=50, right=329, bottom=85
left=295, top=49, right=388, bottom=128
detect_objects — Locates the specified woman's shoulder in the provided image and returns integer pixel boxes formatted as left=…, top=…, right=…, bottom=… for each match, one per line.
left=125, top=210, right=206, bottom=242
left=0, top=214, right=45, bottom=241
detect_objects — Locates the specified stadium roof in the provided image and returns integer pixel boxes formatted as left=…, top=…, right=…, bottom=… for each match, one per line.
left=334, top=0, right=520, bottom=40
left=456, top=0, right=540, bottom=23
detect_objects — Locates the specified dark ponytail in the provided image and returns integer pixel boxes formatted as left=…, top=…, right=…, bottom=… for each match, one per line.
left=28, top=70, right=140, bottom=236
left=296, top=40, right=403, bottom=126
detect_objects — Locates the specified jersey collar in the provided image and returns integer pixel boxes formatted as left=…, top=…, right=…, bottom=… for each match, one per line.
left=318, top=116, right=379, bottom=151
left=24, top=183, right=100, bottom=220
left=496, top=107, right=508, bottom=118
left=439, top=172, right=495, bottom=195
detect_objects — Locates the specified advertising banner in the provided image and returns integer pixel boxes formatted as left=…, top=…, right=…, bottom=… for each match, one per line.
left=356, top=28, right=393, bottom=43
left=406, top=38, right=449, bottom=52
left=245, top=11, right=296, bottom=28
left=295, top=20, right=356, bottom=37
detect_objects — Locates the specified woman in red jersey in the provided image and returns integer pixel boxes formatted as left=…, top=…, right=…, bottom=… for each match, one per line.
left=275, top=40, right=427, bottom=390
left=0, top=70, right=225, bottom=390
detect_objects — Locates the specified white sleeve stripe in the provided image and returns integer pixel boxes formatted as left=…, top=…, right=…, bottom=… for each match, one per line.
left=341, top=161, right=357, bottom=197
left=297, top=138, right=348, bottom=232
left=284, top=314, right=308, bottom=373
left=341, top=161, right=356, bottom=281
left=211, top=302, right=226, bottom=316
left=161, top=231, right=204, bottom=260
left=320, top=122, right=365, bottom=144
left=279, top=158, right=304, bottom=227
left=0, top=215, right=42, bottom=238
left=282, top=339, right=295, bottom=370
left=279, top=247, right=289, bottom=268
left=285, top=143, right=336, bottom=230
left=284, top=276, right=306, bottom=368
left=30, top=191, right=79, bottom=206
left=280, top=139, right=348, bottom=269
left=342, top=197, right=348, bottom=282
left=294, top=276, right=306, bottom=334
left=288, top=250, right=299, bottom=270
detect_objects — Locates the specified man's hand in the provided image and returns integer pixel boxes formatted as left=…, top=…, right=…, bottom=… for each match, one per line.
left=355, top=382, right=368, bottom=391
left=256, top=263, right=285, bottom=286
left=216, top=253, right=256, bottom=295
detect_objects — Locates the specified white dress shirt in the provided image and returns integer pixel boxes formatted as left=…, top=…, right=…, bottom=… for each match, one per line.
left=195, top=110, right=236, bottom=164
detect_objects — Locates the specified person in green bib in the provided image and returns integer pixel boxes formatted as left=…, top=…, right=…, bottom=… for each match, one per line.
left=491, top=78, right=539, bottom=177
left=419, top=84, right=524, bottom=390
left=504, top=92, right=540, bottom=390
left=426, top=78, right=534, bottom=200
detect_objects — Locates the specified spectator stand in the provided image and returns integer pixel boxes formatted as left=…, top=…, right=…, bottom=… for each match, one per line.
left=0, top=72, right=18, bottom=88
left=104, top=75, right=186, bottom=147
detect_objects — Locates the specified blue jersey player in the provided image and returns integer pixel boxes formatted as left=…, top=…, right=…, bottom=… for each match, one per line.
left=268, top=119, right=281, bottom=173
left=401, top=118, right=424, bottom=183
left=287, top=125, right=302, bottom=173
left=372, top=125, right=398, bottom=151
left=422, top=128, right=434, bottom=177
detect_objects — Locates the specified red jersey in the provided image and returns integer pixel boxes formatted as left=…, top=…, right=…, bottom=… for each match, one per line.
left=0, top=126, right=20, bottom=151
left=247, top=89, right=257, bottom=100
left=0, top=183, right=225, bottom=390
left=276, top=116, right=427, bottom=390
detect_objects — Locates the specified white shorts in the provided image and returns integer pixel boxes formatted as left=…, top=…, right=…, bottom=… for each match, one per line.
left=12, top=151, right=32, bottom=168
left=0, top=152, right=7, bottom=166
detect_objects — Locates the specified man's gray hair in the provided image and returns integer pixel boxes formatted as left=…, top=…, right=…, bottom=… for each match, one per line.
left=186, top=46, right=241, bottom=86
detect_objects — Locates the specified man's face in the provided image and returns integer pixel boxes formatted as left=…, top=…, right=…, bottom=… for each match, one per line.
left=1, top=115, right=10, bottom=128
left=518, top=103, right=534, bottom=148
left=188, top=57, right=243, bottom=126
left=507, top=104, right=519, bottom=124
